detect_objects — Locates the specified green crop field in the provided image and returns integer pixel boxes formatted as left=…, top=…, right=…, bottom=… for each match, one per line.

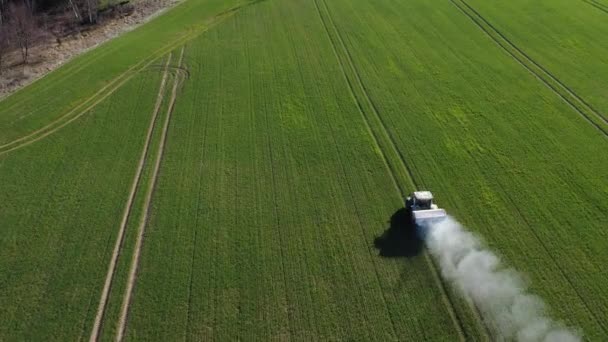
left=0, top=0, right=606, bottom=341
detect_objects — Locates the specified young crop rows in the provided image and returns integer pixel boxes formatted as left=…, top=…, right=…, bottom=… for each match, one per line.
left=0, top=0, right=606, bottom=340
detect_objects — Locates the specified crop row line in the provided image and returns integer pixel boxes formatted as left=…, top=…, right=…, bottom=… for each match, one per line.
left=282, top=7, right=397, bottom=331
left=313, top=47, right=401, bottom=339
left=309, top=0, right=402, bottom=336
left=184, top=46, right=211, bottom=341
left=582, top=0, right=608, bottom=14
left=244, top=21, right=298, bottom=336
left=87, top=53, right=173, bottom=342
left=263, top=44, right=296, bottom=339
left=239, top=33, right=256, bottom=338
left=449, top=0, right=608, bottom=137
left=280, top=22, right=326, bottom=334
left=212, top=44, right=225, bottom=336
left=313, top=0, right=474, bottom=340
left=115, top=46, right=186, bottom=342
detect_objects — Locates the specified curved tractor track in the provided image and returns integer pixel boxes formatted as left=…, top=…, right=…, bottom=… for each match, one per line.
left=88, top=46, right=189, bottom=342
left=0, top=1, right=245, bottom=157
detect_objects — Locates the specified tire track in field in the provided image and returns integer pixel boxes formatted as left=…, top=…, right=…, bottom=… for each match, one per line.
left=78, top=70, right=147, bottom=342
left=285, top=4, right=398, bottom=333
left=582, top=0, right=608, bottom=14
left=0, top=67, right=139, bottom=154
left=0, top=0, right=224, bottom=116
left=494, top=180, right=608, bottom=334
left=285, top=17, right=371, bottom=332
left=438, top=4, right=608, bottom=328
left=0, top=39, right=184, bottom=152
left=1, top=57, right=170, bottom=156
left=88, top=53, right=173, bottom=342
left=4, top=60, right=132, bottom=127
left=449, top=0, right=608, bottom=137
left=0, top=2, right=252, bottom=156
left=313, top=0, right=474, bottom=340
left=0, top=42, right=114, bottom=113
left=115, top=46, right=186, bottom=342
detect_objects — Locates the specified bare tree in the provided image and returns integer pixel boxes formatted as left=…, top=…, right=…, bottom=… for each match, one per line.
left=23, top=0, right=34, bottom=13
left=82, top=0, right=97, bottom=24
left=0, top=0, right=6, bottom=26
left=67, top=0, right=82, bottom=22
left=0, top=24, right=9, bottom=74
left=65, top=0, right=99, bottom=25
left=9, top=1, right=38, bottom=64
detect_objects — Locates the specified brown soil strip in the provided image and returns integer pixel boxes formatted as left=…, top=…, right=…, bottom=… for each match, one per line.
left=115, top=46, right=185, bottom=342
left=88, top=53, right=173, bottom=342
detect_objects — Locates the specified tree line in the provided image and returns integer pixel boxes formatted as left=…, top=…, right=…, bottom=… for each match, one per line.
left=0, top=0, right=102, bottom=72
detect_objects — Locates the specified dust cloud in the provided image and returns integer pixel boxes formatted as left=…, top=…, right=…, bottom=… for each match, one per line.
left=424, top=216, right=580, bottom=342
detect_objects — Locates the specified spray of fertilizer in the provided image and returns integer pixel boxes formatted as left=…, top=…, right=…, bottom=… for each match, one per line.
left=423, top=216, right=580, bottom=342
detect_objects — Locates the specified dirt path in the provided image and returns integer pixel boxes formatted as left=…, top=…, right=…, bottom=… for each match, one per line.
left=115, top=46, right=185, bottom=342
left=88, top=53, right=172, bottom=342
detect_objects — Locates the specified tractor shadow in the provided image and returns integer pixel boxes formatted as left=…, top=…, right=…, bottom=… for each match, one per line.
left=374, top=208, right=423, bottom=258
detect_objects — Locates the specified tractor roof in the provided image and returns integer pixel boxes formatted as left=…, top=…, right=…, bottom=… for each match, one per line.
left=413, top=191, right=434, bottom=201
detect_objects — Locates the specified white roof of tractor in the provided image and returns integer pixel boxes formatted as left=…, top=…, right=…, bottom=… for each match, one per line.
left=413, top=191, right=434, bottom=201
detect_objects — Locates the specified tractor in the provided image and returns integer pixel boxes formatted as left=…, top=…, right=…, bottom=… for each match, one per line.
left=405, top=191, right=447, bottom=227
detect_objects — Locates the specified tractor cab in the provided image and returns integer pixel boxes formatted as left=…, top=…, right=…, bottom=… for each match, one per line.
left=408, top=191, right=436, bottom=210
left=405, top=191, right=446, bottom=227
